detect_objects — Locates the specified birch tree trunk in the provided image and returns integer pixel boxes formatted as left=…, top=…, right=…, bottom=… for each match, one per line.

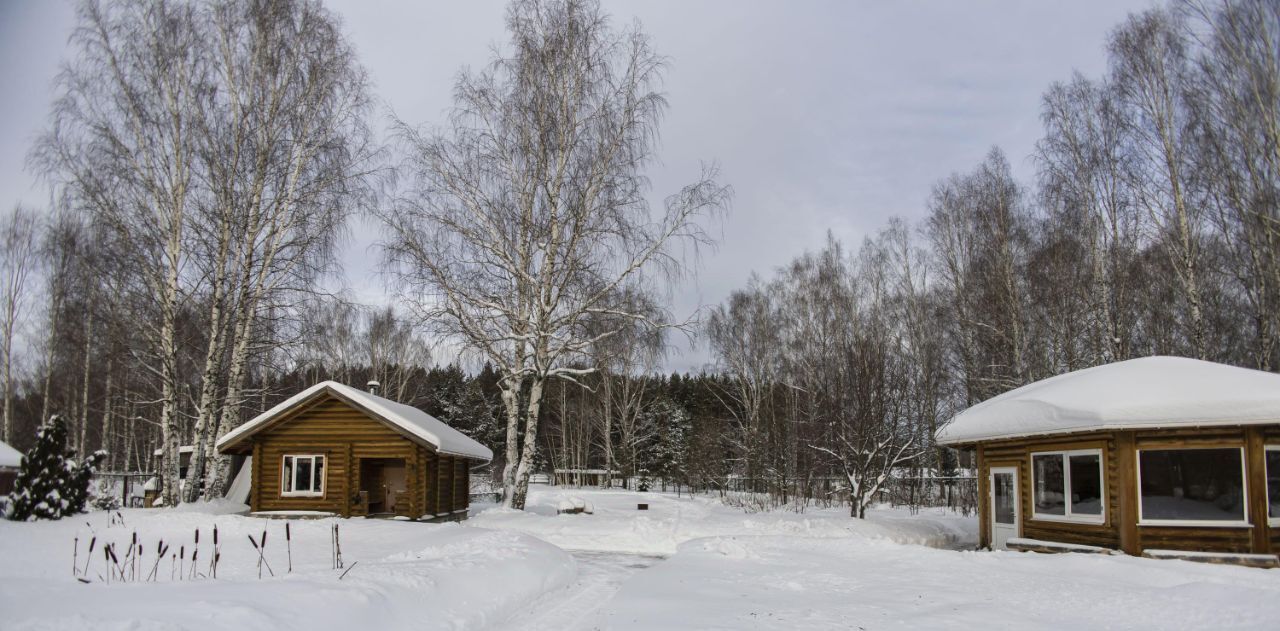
left=382, top=1, right=726, bottom=511
left=0, top=206, right=38, bottom=444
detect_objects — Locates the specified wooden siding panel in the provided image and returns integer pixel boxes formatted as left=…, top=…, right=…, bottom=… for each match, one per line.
left=1138, top=526, right=1254, bottom=553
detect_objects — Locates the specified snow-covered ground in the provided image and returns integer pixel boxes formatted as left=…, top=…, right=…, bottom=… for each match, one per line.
left=468, top=487, right=976, bottom=555
left=0, top=502, right=574, bottom=630
left=604, top=535, right=1280, bottom=630
left=4, top=487, right=1280, bottom=630
left=488, top=550, right=662, bottom=631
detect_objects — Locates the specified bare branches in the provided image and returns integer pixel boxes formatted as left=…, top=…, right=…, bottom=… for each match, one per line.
left=379, top=0, right=726, bottom=509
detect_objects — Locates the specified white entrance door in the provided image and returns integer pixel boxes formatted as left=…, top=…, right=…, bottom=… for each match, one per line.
left=989, top=466, right=1020, bottom=550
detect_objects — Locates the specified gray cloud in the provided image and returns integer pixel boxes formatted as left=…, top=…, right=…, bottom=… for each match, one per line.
left=0, top=0, right=1154, bottom=373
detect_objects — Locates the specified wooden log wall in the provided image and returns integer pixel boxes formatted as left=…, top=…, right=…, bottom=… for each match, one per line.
left=973, top=424, right=1278, bottom=555
left=453, top=458, right=468, bottom=513
left=978, top=432, right=1121, bottom=550
left=235, top=394, right=482, bottom=519
left=436, top=455, right=454, bottom=514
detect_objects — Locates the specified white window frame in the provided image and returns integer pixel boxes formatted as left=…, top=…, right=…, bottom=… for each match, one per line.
left=1265, top=445, right=1280, bottom=527
left=1136, top=446, right=1249, bottom=528
left=1029, top=449, right=1106, bottom=525
left=281, top=454, right=326, bottom=498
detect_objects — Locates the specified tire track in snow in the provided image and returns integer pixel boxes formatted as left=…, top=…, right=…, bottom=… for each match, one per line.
left=489, top=551, right=663, bottom=631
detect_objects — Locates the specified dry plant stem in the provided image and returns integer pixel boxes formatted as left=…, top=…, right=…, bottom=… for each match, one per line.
left=338, top=560, right=357, bottom=580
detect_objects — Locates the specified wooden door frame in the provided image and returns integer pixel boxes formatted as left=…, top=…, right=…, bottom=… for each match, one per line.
left=989, top=465, right=1021, bottom=550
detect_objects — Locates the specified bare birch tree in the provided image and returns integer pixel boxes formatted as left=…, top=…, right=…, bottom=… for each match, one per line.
left=1038, top=74, right=1142, bottom=364
left=381, top=0, right=728, bottom=509
left=36, top=0, right=209, bottom=506
left=1183, top=0, right=1280, bottom=370
left=0, top=206, right=40, bottom=444
left=189, top=0, right=374, bottom=500
left=1111, top=8, right=1209, bottom=359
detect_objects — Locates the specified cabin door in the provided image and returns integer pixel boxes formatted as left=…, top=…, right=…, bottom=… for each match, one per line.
left=360, top=458, right=407, bottom=515
left=989, top=466, right=1020, bottom=550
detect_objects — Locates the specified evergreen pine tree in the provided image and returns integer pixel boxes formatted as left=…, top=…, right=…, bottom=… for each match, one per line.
left=7, top=416, right=105, bottom=521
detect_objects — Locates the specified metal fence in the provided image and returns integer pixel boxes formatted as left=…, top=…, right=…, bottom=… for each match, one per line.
left=91, top=472, right=153, bottom=508
left=882, top=475, right=977, bottom=515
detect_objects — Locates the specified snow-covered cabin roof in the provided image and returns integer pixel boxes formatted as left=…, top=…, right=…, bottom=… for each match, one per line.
left=0, top=439, right=22, bottom=468
left=215, top=381, right=493, bottom=462
left=935, top=356, right=1280, bottom=446
left=152, top=445, right=195, bottom=457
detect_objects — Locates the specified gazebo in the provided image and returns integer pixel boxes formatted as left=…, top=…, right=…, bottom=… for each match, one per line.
left=936, top=356, right=1280, bottom=563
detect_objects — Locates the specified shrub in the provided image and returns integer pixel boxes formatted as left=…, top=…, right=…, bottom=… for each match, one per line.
left=7, top=416, right=106, bottom=521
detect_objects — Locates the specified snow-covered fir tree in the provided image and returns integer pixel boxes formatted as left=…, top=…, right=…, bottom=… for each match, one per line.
left=638, top=397, right=691, bottom=486
left=7, top=415, right=105, bottom=520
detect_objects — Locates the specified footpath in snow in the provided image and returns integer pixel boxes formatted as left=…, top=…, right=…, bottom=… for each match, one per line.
left=468, top=487, right=976, bottom=631
left=467, top=487, right=976, bottom=555
left=474, top=488, right=1280, bottom=631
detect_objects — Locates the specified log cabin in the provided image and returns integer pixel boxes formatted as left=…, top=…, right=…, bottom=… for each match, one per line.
left=215, top=381, right=492, bottom=519
left=0, top=438, right=21, bottom=496
left=937, top=356, right=1280, bottom=561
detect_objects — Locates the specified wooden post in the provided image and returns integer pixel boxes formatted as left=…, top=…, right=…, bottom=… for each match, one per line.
left=343, top=443, right=354, bottom=517
left=1115, top=431, right=1139, bottom=556
left=455, top=458, right=466, bottom=512
left=250, top=442, right=262, bottom=514
left=975, top=445, right=988, bottom=549
left=409, top=447, right=422, bottom=519
left=1245, top=427, right=1270, bottom=554
left=439, top=456, right=452, bottom=514
left=424, top=453, right=440, bottom=517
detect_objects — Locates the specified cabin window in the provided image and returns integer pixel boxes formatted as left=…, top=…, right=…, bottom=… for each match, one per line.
left=281, top=455, right=325, bottom=497
left=1266, top=446, right=1280, bottom=525
left=1030, top=449, right=1104, bottom=523
left=1138, top=447, right=1246, bottom=525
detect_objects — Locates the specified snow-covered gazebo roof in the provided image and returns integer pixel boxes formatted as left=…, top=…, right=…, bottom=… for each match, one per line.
left=0, top=439, right=22, bottom=469
left=216, top=381, right=493, bottom=461
left=936, top=356, right=1280, bottom=446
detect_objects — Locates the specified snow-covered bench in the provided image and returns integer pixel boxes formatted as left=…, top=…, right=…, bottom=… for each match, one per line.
left=1142, top=549, right=1280, bottom=569
left=1007, top=537, right=1118, bottom=555
left=556, top=497, right=594, bottom=515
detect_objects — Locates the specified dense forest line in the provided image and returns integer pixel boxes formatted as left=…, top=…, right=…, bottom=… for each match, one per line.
left=0, top=0, right=1276, bottom=515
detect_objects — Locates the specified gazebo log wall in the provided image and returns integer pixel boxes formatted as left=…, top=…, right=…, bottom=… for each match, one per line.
left=974, top=424, right=1278, bottom=555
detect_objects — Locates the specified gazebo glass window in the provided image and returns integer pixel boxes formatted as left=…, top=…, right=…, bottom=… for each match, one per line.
left=1031, top=449, right=1103, bottom=523
left=1138, top=448, right=1245, bottom=525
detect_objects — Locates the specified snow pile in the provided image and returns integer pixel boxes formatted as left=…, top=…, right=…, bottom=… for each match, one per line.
left=555, top=497, right=594, bottom=515
left=937, top=356, right=1280, bottom=445
left=469, top=488, right=976, bottom=555
left=604, top=536, right=1280, bottom=630
left=0, top=508, right=574, bottom=630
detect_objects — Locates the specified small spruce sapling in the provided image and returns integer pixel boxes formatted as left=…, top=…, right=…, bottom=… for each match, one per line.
left=8, top=415, right=106, bottom=520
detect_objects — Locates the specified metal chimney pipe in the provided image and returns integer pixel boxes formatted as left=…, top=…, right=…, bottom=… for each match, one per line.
left=366, top=380, right=380, bottom=397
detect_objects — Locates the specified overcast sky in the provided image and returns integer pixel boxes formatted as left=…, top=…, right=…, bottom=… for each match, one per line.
left=0, top=0, right=1152, bottom=372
